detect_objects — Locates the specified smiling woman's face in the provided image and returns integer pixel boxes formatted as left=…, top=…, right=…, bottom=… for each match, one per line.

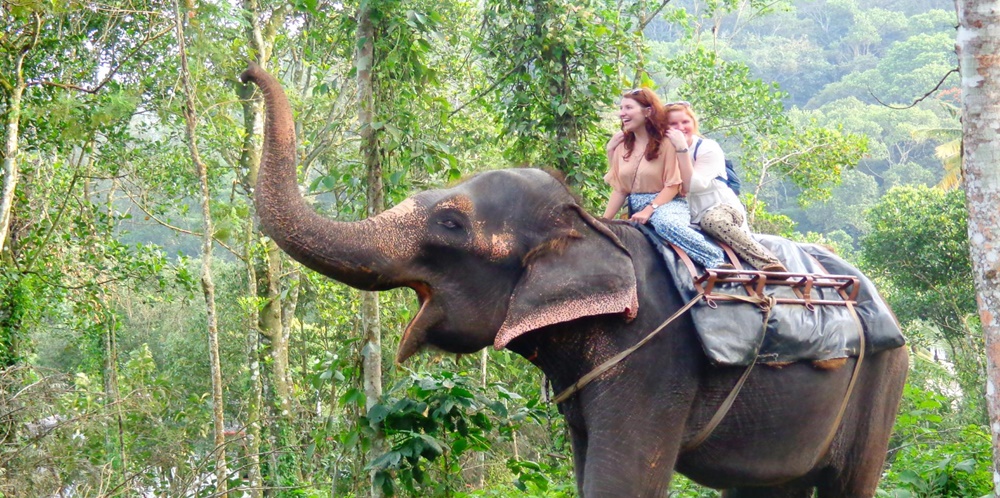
left=619, top=97, right=648, bottom=133
left=666, top=109, right=696, bottom=139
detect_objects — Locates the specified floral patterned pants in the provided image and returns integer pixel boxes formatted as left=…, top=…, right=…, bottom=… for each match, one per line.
left=628, top=194, right=725, bottom=268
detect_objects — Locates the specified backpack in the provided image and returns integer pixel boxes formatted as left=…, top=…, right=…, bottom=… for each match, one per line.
left=693, top=138, right=741, bottom=196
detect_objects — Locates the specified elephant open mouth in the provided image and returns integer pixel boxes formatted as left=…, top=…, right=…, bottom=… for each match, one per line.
left=396, top=281, right=441, bottom=363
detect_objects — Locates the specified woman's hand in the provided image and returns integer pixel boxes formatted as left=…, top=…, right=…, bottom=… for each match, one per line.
left=665, top=129, right=688, bottom=150
left=629, top=205, right=654, bottom=224
left=606, top=131, right=625, bottom=154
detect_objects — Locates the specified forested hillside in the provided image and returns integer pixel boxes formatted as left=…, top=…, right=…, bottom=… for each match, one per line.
left=1, top=0, right=987, bottom=496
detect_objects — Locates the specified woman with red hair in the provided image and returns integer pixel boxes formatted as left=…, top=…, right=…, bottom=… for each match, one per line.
left=602, top=89, right=725, bottom=269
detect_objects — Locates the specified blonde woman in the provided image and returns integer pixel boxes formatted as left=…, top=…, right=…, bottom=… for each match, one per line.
left=663, top=102, right=786, bottom=272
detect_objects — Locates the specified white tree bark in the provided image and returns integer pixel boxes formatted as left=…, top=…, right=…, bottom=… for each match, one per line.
left=956, top=0, right=1000, bottom=490
left=0, top=30, right=34, bottom=257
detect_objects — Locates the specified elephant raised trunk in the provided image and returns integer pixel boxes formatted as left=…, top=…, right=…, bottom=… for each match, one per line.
left=240, top=62, right=422, bottom=291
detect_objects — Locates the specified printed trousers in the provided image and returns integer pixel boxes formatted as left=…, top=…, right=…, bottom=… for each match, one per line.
left=628, top=194, right=725, bottom=268
left=699, top=203, right=783, bottom=270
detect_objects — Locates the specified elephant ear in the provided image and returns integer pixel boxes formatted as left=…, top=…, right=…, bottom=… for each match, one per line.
left=494, top=206, right=638, bottom=349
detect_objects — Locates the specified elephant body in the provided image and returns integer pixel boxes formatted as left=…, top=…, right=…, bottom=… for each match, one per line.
left=518, top=224, right=907, bottom=497
left=241, top=63, right=908, bottom=497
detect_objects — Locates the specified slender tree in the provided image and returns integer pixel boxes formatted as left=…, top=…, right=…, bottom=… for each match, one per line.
left=0, top=12, right=38, bottom=260
left=355, top=2, right=386, bottom=495
left=956, top=0, right=1000, bottom=489
left=236, top=1, right=298, bottom=491
left=174, top=1, right=228, bottom=494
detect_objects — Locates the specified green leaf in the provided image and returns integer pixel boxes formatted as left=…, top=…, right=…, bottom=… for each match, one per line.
left=369, top=450, right=402, bottom=470
left=368, top=403, right=390, bottom=424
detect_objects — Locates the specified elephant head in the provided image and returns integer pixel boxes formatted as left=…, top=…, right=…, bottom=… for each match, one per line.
left=240, top=63, right=638, bottom=363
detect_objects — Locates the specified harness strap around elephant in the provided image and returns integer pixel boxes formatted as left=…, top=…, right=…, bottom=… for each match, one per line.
left=552, top=245, right=867, bottom=455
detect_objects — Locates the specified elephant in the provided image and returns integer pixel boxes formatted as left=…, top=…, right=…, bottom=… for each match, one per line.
left=240, top=63, right=908, bottom=497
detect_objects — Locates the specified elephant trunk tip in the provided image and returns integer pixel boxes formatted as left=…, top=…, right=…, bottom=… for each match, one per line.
left=240, top=62, right=265, bottom=85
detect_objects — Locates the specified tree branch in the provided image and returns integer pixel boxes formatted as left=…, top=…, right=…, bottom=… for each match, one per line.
left=119, top=185, right=243, bottom=261
left=639, top=0, right=673, bottom=30
left=449, top=63, right=527, bottom=117
left=33, top=24, right=174, bottom=94
left=871, top=68, right=959, bottom=110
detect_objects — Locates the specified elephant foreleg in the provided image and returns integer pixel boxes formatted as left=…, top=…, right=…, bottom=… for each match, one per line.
left=580, top=430, right=678, bottom=497
left=569, top=429, right=588, bottom=497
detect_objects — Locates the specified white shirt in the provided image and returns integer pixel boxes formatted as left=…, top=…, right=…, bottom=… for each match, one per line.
left=685, top=137, right=748, bottom=228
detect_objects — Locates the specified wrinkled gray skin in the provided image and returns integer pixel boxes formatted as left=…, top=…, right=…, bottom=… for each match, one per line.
left=241, top=63, right=908, bottom=497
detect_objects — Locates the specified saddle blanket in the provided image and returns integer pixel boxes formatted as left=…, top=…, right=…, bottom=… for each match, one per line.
left=636, top=225, right=906, bottom=366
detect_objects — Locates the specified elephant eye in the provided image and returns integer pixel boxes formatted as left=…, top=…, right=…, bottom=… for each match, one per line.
left=438, top=219, right=461, bottom=230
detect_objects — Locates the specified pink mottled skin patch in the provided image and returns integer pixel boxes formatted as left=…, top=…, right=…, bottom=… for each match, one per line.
left=495, top=286, right=638, bottom=349
left=362, top=198, right=421, bottom=260
left=471, top=220, right=490, bottom=256
left=435, top=195, right=513, bottom=262
left=437, top=195, right=473, bottom=212
left=490, top=233, right=516, bottom=261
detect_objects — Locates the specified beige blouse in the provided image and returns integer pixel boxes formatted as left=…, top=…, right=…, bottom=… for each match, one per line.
left=604, top=143, right=682, bottom=194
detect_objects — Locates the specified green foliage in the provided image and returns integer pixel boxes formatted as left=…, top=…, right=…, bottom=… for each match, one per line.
left=0, top=351, right=218, bottom=497
left=747, top=202, right=796, bottom=236
left=879, top=384, right=994, bottom=497
left=0, top=274, right=36, bottom=367
left=809, top=31, right=957, bottom=108
left=862, top=186, right=972, bottom=302
left=731, top=33, right=835, bottom=108
left=861, top=185, right=983, bottom=421
left=659, top=47, right=790, bottom=139
left=800, top=169, right=879, bottom=239
left=754, top=121, right=870, bottom=206
left=365, top=369, right=543, bottom=496
left=480, top=0, right=634, bottom=182
left=655, top=48, right=869, bottom=221
left=788, top=229, right=859, bottom=263
left=368, top=0, right=463, bottom=195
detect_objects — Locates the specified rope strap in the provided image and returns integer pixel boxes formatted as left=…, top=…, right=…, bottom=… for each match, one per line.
left=549, top=282, right=864, bottom=459
left=552, top=292, right=704, bottom=404
left=809, top=279, right=866, bottom=466
left=681, top=295, right=774, bottom=452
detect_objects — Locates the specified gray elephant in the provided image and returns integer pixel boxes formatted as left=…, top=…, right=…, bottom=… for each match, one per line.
left=241, top=63, right=908, bottom=497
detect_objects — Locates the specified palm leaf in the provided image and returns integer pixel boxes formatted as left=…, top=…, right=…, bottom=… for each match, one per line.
left=936, top=139, right=962, bottom=190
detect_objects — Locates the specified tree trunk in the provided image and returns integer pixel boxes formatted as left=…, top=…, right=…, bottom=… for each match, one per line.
left=237, top=68, right=268, bottom=498
left=240, top=3, right=291, bottom=493
left=473, top=349, right=488, bottom=487
left=0, top=35, right=33, bottom=258
left=956, top=0, right=1000, bottom=490
left=174, top=2, right=228, bottom=495
left=104, top=311, right=129, bottom=478
left=262, top=243, right=294, bottom=418
left=356, top=3, right=385, bottom=496
left=244, top=217, right=264, bottom=498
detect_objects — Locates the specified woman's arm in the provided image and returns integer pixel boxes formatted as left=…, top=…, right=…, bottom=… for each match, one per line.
left=629, top=184, right=680, bottom=224
left=603, top=190, right=628, bottom=219
left=602, top=139, right=628, bottom=219
left=666, top=129, right=694, bottom=188
left=606, top=131, right=625, bottom=164
left=668, top=130, right=724, bottom=193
